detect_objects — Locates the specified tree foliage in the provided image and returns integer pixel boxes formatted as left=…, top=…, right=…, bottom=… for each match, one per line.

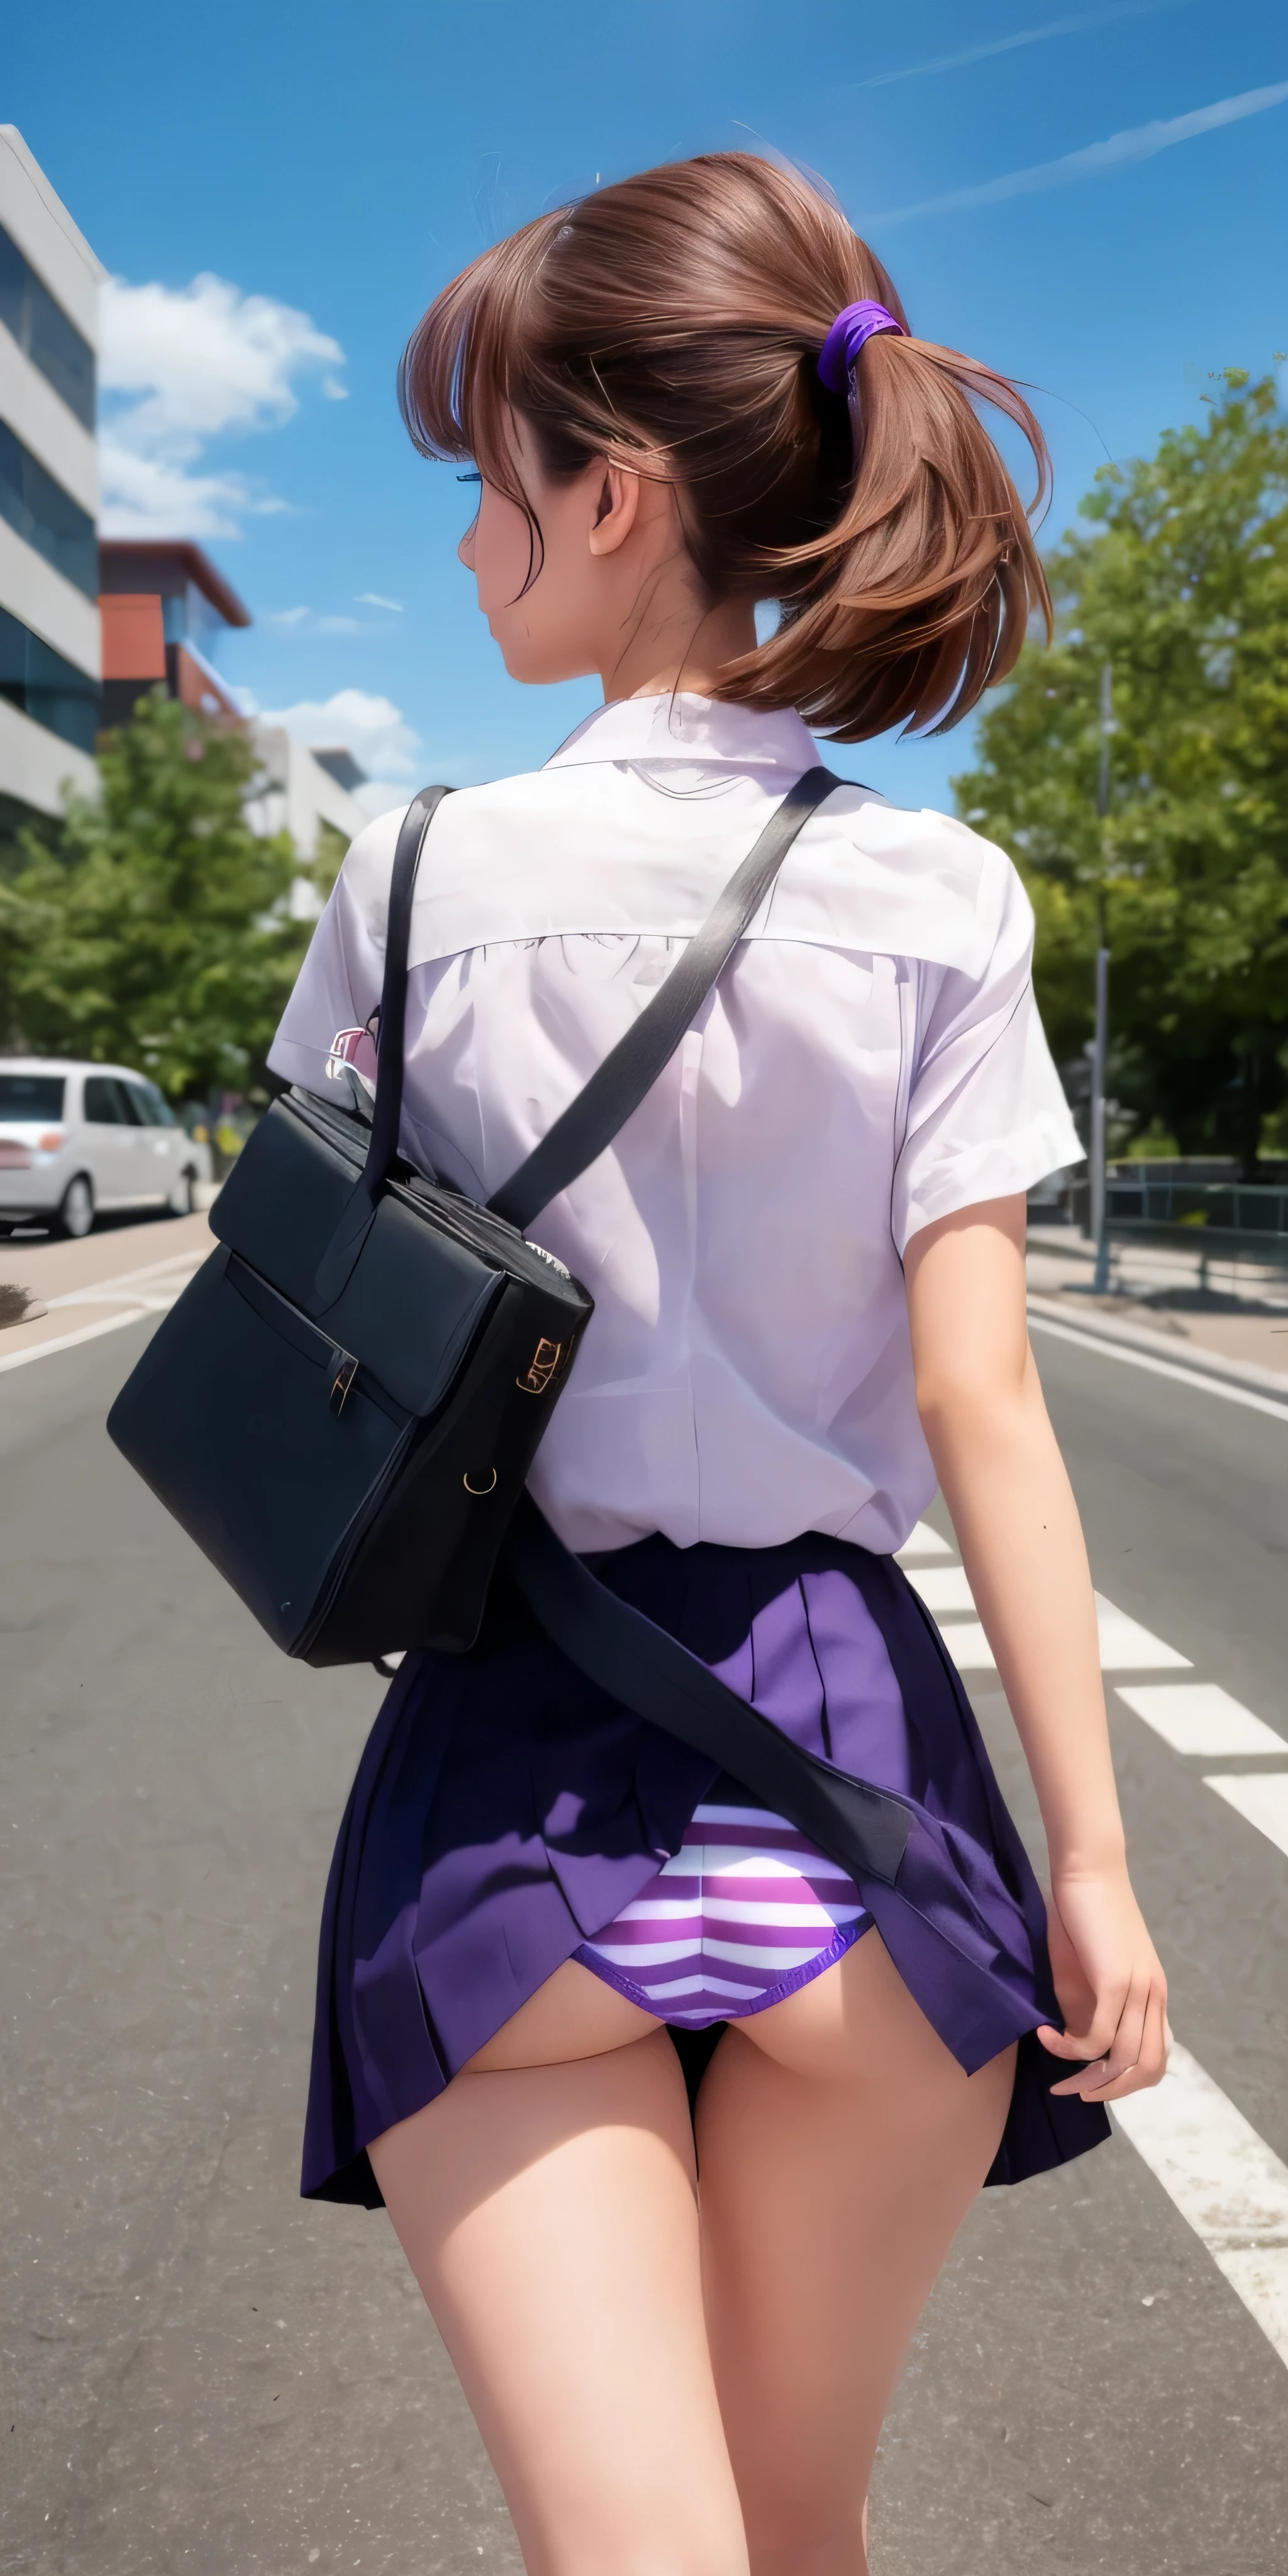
left=953, top=372, right=1288, bottom=1168
left=0, top=694, right=313, bottom=1101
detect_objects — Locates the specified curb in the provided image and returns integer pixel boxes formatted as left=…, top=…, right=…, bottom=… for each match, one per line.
left=1026, top=1292, right=1288, bottom=1402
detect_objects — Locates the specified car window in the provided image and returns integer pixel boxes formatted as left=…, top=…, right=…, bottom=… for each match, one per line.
left=84, top=1075, right=125, bottom=1124
left=128, top=1078, right=177, bottom=1128
left=0, top=1073, right=65, bottom=1121
left=113, top=1079, right=146, bottom=1124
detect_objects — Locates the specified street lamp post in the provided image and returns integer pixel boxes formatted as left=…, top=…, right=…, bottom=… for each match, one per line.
left=1089, top=662, right=1114, bottom=1295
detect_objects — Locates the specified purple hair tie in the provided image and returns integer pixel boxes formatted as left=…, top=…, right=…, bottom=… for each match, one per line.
left=816, top=299, right=907, bottom=396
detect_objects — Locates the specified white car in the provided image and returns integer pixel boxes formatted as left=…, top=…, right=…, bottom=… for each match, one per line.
left=0, top=1057, right=213, bottom=1237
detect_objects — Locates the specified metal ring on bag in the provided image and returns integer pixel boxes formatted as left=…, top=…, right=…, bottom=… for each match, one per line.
left=463, top=1467, right=498, bottom=1496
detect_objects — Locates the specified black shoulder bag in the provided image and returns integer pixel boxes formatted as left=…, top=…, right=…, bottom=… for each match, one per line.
left=108, top=770, right=911, bottom=1887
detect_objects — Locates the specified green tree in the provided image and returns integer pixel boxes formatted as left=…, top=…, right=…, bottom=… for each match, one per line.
left=953, top=371, right=1288, bottom=1172
left=0, top=693, right=309, bottom=1101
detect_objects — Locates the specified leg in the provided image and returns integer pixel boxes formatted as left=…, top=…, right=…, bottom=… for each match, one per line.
left=696, top=1929, right=1016, bottom=2576
left=370, top=1967, right=748, bottom=2576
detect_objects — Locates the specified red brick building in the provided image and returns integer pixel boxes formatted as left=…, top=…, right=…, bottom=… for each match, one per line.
left=98, top=538, right=249, bottom=729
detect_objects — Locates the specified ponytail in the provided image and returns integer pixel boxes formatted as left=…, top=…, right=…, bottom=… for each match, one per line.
left=401, top=152, right=1052, bottom=740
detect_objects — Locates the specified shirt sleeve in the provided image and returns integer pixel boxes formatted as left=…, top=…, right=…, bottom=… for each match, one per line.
left=892, top=850, right=1082, bottom=1254
left=266, top=808, right=403, bottom=1094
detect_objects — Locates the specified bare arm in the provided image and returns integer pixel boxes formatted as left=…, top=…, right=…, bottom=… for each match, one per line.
left=903, top=1194, right=1167, bottom=2101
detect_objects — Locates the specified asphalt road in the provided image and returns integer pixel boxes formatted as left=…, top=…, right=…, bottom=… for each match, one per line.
left=2, top=1308, right=1285, bottom=2576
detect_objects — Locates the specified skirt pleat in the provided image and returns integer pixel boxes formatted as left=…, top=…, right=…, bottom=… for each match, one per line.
left=302, top=1533, right=1109, bottom=2206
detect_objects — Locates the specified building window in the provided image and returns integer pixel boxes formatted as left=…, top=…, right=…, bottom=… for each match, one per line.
left=0, top=604, right=100, bottom=752
left=0, top=221, right=96, bottom=432
left=0, top=421, right=97, bottom=597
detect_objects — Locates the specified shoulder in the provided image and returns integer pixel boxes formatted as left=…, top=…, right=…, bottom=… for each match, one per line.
left=775, top=784, right=1030, bottom=979
left=338, top=767, right=593, bottom=954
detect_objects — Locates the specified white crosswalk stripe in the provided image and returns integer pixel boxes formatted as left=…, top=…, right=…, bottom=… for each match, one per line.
left=1113, top=2045, right=1288, bottom=2368
left=903, top=1518, right=1288, bottom=2365
left=1116, top=1684, right=1288, bottom=1757
left=1202, top=1774, right=1288, bottom=1862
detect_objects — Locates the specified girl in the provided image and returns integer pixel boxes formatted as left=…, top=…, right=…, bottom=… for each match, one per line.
left=270, top=153, right=1167, bottom=2576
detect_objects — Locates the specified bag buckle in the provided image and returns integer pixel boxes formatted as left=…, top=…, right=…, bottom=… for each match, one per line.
left=516, top=1337, right=564, bottom=1396
left=329, top=1350, right=359, bottom=1415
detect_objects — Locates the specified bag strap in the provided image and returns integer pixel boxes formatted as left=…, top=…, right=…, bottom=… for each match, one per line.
left=364, top=782, right=457, bottom=1196
left=504, top=1493, right=912, bottom=1888
left=314, top=762, right=836, bottom=1301
left=488, top=762, right=840, bottom=1230
left=313, top=784, right=454, bottom=1308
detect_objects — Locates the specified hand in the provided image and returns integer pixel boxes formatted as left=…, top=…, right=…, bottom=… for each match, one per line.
left=1036, top=1863, right=1170, bottom=2102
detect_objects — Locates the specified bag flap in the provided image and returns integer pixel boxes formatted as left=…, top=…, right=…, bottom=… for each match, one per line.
left=212, top=1097, right=504, bottom=1418
left=213, top=1098, right=357, bottom=1306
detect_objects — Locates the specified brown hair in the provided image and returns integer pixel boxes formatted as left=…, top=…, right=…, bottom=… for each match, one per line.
left=399, top=152, right=1051, bottom=741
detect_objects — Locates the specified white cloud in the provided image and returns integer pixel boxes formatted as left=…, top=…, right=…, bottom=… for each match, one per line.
left=357, top=592, right=404, bottom=612
left=257, top=688, right=423, bottom=782
left=99, top=272, right=346, bottom=538
left=262, top=606, right=370, bottom=636
left=352, top=779, right=417, bottom=822
left=877, top=78, right=1288, bottom=226
left=845, top=0, right=1180, bottom=93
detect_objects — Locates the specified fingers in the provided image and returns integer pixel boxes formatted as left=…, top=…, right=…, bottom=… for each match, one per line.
left=1043, top=1980, right=1131, bottom=2072
left=1046, top=1975, right=1169, bottom=2101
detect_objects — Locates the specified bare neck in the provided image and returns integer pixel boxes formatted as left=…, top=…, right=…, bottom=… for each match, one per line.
left=599, top=585, right=758, bottom=706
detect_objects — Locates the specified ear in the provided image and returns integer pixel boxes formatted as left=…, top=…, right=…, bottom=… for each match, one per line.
left=587, top=461, right=642, bottom=558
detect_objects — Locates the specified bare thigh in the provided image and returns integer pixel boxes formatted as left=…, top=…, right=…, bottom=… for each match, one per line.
left=369, top=1968, right=748, bottom=2576
left=697, top=1928, right=1016, bottom=2576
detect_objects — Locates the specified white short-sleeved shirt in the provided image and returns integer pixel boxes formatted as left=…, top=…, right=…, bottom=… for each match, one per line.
left=269, top=692, right=1080, bottom=1556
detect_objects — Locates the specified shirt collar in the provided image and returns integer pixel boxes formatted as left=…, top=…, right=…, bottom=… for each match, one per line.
left=543, top=691, right=818, bottom=775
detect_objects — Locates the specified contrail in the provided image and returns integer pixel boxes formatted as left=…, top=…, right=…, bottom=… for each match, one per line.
left=873, top=79, right=1288, bottom=226
left=843, top=0, right=1185, bottom=94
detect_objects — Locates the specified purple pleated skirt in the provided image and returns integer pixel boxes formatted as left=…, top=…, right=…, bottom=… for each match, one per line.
left=302, top=1531, right=1109, bottom=2206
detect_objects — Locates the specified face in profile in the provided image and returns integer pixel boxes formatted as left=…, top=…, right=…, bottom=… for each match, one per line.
left=455, top=412, right=672, bottom=691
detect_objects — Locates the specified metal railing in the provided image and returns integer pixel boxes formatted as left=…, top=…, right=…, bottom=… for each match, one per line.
left=1062, top=1174, right=1288, bottom=1266
left=1106, top=1177, right=1288, bottom=1236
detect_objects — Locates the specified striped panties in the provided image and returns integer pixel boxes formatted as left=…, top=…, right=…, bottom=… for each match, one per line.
left=574, top=1798, right=872, bottom=2028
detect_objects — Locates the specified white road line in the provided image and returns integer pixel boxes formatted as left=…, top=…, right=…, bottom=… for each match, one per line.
left=940, top=1593, right=1191, bottom=1675
left=1028, top=1312, right=1288, bottom=1425
left=1203, top=1775, right=1288, bottom=1863
left=49, top=1285, right=187, bottom=1312
left=1113, top=2042, right=1288, bottom=2368
left=1094, top=1597, right=1192, bottom=1670
left=0, top=1258, right=201, bottom=1372
left=0, top=1307, right=152, bottom=1374
left=903, top=1564, right=975, bottom=1613
left=894, top=1519, right=953, bottom=1560
left=1116, top=1684, right=1288, bottom=1758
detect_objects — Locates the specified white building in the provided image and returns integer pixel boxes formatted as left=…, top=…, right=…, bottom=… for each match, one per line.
left=0, top=126, right=102, bottom=852
left=244, top=726, right=369, bottom=916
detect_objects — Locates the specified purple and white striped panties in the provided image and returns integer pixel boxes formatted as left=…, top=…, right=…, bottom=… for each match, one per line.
left=574, top=1799, right=873, bottom=2028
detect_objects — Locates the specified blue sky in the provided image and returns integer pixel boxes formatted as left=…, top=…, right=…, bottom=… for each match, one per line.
left=9, top=0, right=1287, bottom=814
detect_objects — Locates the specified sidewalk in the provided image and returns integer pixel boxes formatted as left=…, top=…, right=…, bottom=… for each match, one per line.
left=0, top=1211, right=214, bottom=1366
left=1026, top=1224, right=1288, bottom=1388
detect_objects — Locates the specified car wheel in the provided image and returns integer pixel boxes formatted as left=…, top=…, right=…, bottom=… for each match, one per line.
left=57, top=1174, right=94, bottom=1238
left=167, top=1167, right=195, bottom=1217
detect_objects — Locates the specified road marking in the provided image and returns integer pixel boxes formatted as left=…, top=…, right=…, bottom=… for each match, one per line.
left=1028, top=1312, right=1288, bottom=1426
left=1093, top=1597, right=1191, bottom=1670
left=0, top=1307, right=153, bottom=1373
left=0, top=1253, right=203, bottom=1371
left=940, top=1592, right=1191, bottom=1675
left=1113, top=2043, right=1288, bottom=2368
left=894, top=1520, right=953, bottom=1560
left=42, top=1248, right=206, bottom=1303
left=49, top=1285, right=186, bottom=1313
left=1116, top=1684, right=1288, bottom=1758
left=1203, top=1775, right=1288, bottom=1862
left=903, top=1563, right=975, bottom=1613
